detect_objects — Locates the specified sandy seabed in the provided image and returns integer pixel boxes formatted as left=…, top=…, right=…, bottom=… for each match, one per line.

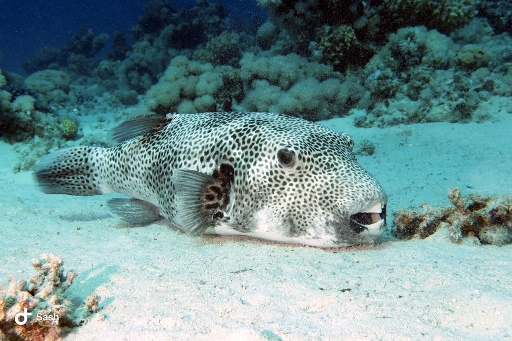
left=1, top=108, right=512, bottom=340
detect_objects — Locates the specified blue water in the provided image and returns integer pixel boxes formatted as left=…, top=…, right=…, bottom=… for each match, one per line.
left=0, top=0, right=265, bottom=74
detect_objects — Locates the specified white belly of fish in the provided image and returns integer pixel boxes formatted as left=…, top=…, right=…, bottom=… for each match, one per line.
left=204, top=209, right=343, bottom=247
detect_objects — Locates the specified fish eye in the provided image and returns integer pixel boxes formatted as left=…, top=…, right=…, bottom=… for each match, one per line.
left=276, top=148, right=296, bottom=168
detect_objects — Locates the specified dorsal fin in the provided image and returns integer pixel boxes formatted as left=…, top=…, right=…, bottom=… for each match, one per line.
left=109, top=113, right=173, bottom=143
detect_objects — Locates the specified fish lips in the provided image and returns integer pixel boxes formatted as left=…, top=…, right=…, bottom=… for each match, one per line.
left=349, top=202, right=387, bottom=236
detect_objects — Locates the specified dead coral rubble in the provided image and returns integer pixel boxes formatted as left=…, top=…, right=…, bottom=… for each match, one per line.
left=393, top=188, right=512, bottom=245
left=0, top=254, right=100, bottom=341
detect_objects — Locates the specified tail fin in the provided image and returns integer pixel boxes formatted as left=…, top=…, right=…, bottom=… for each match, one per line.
left=35, top=146, right=104, bottom=196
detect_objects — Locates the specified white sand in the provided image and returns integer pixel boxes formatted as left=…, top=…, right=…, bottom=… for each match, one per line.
left=1, top=106, right=512, bottom=340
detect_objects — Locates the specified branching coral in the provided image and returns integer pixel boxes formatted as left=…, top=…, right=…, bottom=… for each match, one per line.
left=257, top=0, right=477, bottom=73
left=107, top=31, right=131, bottom=61
left=132, top=0, right=177, bottom=38
left=193, top=31, right=244, bottom=67
left=478, top=0, right=512, bottom=35
left=355, top=25, right=498, bottom=127
left=393, top=188, right=512, bottom=245
left=383, top=0, right=477, bottom=34
left=0, top=254, right=100, bottom=341
left=315, top=24, right=373, bottom=72
left=257, top=0, right=366, bottom=60
left=65, top=25, right=109, bottom=58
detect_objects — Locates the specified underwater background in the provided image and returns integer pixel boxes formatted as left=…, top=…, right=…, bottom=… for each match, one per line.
left=1, top=0, right=512, bottom=340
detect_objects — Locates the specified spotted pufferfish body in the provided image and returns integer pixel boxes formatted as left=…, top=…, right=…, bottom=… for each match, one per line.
left=36, top=112, right=387, bottom=247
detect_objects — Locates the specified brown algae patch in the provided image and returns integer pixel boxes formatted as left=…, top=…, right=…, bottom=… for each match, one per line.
left=393, top=188, right=512, bottom=245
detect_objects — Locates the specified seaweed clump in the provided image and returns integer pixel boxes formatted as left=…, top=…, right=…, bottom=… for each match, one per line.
left=393, top=188, right=512, bottom=245
left=0, top=254, right=100, bottom=340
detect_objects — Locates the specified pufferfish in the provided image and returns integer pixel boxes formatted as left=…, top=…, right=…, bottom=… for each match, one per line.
left=35, top=112, right=387, bottom=247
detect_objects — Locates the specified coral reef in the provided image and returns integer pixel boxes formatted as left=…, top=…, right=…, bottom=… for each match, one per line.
left=193, top=31, right=244, bottom=67
left=257, top=0, right=477, bottom=72
left=21, top=0, right=233, bottom=95
left=20, top=48, right=62, bottom=74
left=136, top=0, right=228, bottom=47
left=393, top=188, right=512, bottom=245
left=314, top=24, right=373, bottom=72
left=116, top=0, right=231, bottom=95
left=354, top=22, right=512, bottom=127
left=0, top=254, right=100, bottom=340
left=137, top=55, right=244, bottom=114
left=128, top=16, right=512, bottom=125
left=255, top=21, right=279, bottom=50
left=0, top=70, right=39, bottom=143
left=106, top=31, right=131, bottom=61
left=21, top=26, right=108, bottom=75
left=382, top=0, right=477, bottom=34
left=132, top=0, right=177, bottom=38
left=0, top=69, right=84, bottom=172
left=65, top=25, right=109, bottom=58
left=0, top=69, right=6, bottom=88
left=257, top=0, right=367, bottom=62
left=24, top=70, right=71, bottom=108
left=478, top=0, right=512, bottom=35
left=456, top=45, right=491, bottom=71
left=60, top=119, right=79, bottom=140
left=0, top=68, right=82, bottom=158
left=237, top=53, right=360, bottom=121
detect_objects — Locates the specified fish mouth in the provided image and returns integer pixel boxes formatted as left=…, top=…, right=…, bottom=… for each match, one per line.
left=349, top=202, right=387, bottom=235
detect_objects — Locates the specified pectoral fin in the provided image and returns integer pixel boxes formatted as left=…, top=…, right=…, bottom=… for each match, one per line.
left=173, top=166, right=234, bottom=235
